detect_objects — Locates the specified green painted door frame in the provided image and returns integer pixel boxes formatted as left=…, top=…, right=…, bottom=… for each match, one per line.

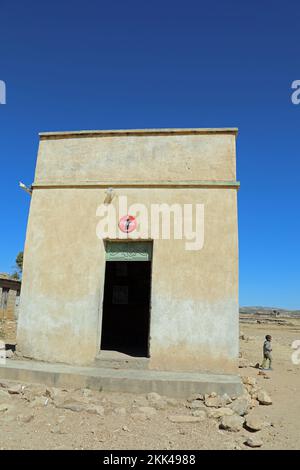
left=104, top=241, right=153, bottom=262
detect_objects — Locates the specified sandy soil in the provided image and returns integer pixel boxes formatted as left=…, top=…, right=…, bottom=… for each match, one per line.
left=0, top=320, right=299, bottom=450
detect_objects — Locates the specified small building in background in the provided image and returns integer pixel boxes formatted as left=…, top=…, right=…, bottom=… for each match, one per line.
left=0, top=274, right=21, bottom=322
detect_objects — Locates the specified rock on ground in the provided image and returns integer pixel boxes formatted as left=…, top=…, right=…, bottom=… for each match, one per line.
left=28, top=396, right=50, bottom=408
left=187, top=400, right=206, bottom=409
left=229, top=396, right=251, bottom=416
left=219, top=415, right=245, bottom=432
left=191, top=410, right=207, bottom=419
left=187, top=394, right=204, bottom=402
left=207, top=407, right=234, bottom=419
left=244, top=416, right=265, bottom=432
left=7, top=384, right=23, bottom=394
left=204, top=393, right=231, bottom=408
left=257, top=390, right=272, bottom=405
left=242, top=376, right=257, bottom=387
left=244, top=437, right=263, bottom=448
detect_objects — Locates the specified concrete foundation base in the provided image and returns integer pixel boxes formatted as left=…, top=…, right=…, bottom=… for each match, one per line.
left=0, top=359, right=243, bottom=398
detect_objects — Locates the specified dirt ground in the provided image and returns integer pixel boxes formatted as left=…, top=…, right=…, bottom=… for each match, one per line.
left=0, top=319, right=299, bottom=450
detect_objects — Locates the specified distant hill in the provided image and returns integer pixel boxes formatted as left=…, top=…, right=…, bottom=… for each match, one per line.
left=240, top=306, right=300, bottom=318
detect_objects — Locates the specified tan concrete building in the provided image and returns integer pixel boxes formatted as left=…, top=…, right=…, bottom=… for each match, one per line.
left=17, top=128, right=239, bottom=373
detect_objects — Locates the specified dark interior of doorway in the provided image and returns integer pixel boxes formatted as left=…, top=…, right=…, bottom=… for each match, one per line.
left=100, top=261, right=151, bottom=357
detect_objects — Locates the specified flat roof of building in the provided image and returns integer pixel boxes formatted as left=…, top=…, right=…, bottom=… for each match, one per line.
left=0, top=273, right=21, bottom=288
left=39, top=128, right=238, bottom=139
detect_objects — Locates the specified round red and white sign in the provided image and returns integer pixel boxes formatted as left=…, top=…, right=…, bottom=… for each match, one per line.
left=118, top=215, right=137, bottom=233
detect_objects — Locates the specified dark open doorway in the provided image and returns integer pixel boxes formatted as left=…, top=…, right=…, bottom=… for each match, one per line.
left=100, top=261, right=152, bottom=357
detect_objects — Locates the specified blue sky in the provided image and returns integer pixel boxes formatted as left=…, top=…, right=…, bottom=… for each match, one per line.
left=0, top=0, right=299, bottom=309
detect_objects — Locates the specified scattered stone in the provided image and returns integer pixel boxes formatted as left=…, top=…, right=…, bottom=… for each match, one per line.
left=122, top=425, right=130, bottom=432
left=244, top=437, right=263, bottom=448
left=57, top=401, right=105, bottom=415
left=248, top=387, right=260, bottom=400
left=219, top=415, right=245, bottom=432
left=205, top=393, right=231, bottom=408
left=242, top=377, right=257, bottom=387
left=168, top=415, right=204, bottom=423
left=187, top=400, right=206, bottom=409
left=28, top=396, right=50, bottom=408
left=55, top=398, right=87, bottom=412
left=244, top=416, right=265, bottom=432
left=207, top=407, right=234, bottom=419
left=56, top=402, right=84, bottom=413
left=191, top=410, right=207, bottom=419
left=257, top=390, right=272, bottom=405
left=23, top=385, right=50, bottom=402
left=47, top=387, right=67, bottom=401
left=222, top=393, right=232, bottom=403
left=229, top=396, right=251, bottom=416
left=206, top=392, right=217, bottom=398
left=187, top=394, right=204, bottom=402
left=0, top=380, right=17, bottom=389
left=7, top=384, right=23, bottom=395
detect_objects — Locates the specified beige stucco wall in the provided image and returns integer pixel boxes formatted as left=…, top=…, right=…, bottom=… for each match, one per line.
left=17, top=129, right=239, bottom=373
left=34, top=130, right=236, bottom=184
